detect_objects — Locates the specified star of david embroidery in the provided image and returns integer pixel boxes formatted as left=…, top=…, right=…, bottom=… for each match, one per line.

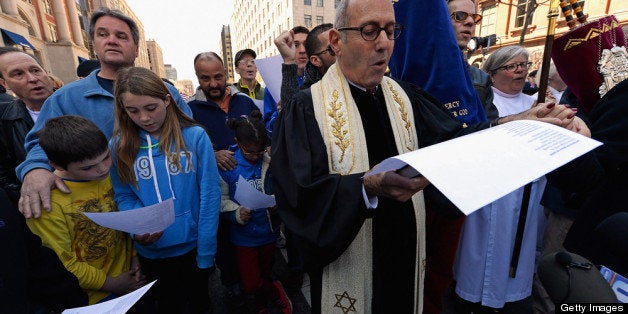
left=334, top=291, right=357, bottom=313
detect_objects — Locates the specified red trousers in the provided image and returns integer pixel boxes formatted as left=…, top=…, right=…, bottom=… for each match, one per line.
left=235, top=243, right=278, bottom=309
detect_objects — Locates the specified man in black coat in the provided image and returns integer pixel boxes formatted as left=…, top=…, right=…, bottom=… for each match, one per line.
left=0, top=83, right=16, bottom=103
left=563, top=79, right=628, bottom=269
left=0, top=47, right=54, bottom=204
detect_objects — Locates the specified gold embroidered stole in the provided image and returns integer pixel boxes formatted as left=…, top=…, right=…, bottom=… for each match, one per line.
left=310, top=63, right=426, bottom=313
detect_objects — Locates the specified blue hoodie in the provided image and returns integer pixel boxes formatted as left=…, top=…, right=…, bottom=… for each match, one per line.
left=110, top=126, right=220, bottom=269
left=219, top=149, right=278, bottom=247
left=17, top=69, right=192, bottom=180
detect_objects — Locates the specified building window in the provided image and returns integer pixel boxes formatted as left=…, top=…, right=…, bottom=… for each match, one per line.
left=515, top=0, right=527, bottom=28
left=304, top=0, right=311, bottom=5
left=304, top=15, right=312, bottom=27
left=317, top=0, right=323, bottom=7
left=47, top=23, right=58, bottom=42
left=480, top=4, right=496, bottom=37
left=317, top=16, right=324, bottom=25
left=43, top=0, right=53, bottom=15
left=19, top=11, right=36, bottom=36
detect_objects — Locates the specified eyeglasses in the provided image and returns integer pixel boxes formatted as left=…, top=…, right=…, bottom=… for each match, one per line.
left=313, top=45, right=335, bottom=57
left=495, top=61, right=532, bottom=73
left=239, top=145, right=267, bottom=158
left=450, top=11, right=483, bottom=24
left=337, top=22, right=404, bottom=41
left=238, top=59, right=255, bottom=66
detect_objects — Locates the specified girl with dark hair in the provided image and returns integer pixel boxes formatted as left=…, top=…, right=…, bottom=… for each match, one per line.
left=219, top=111, right=292, bottom=314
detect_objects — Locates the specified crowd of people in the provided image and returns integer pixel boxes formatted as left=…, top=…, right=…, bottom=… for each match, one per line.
left=0, top=0, right=626, bottom=313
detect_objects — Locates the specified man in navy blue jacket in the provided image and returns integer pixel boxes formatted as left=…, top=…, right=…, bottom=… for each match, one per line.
left=189, top=52, right=259, bottom=171
left=189, top=52, right=259, bottom=311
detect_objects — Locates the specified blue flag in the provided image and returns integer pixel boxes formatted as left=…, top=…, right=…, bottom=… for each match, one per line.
left=389, top=0, right=487, bottom=124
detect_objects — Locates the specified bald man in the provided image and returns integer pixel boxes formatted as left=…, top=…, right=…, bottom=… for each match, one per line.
left=189, top=52, right=259, bottom=171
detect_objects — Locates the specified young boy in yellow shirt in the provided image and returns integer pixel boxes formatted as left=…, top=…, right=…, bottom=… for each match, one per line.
left=26, top=115, right=145, bottom=304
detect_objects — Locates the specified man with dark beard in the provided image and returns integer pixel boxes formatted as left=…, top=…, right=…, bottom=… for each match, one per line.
left=189, top=52, right=258, bottom=171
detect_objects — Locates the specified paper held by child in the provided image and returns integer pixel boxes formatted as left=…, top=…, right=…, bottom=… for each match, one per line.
left=234, top=175, right=276, bottom=210
left=62, top=280, right=156, bottom=314
left=84, top=198, right=175, bottom=234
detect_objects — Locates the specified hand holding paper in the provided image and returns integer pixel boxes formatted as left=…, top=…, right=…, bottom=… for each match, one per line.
left=101, top=266, right=146, bottom=295
left=363, top=171, right=429, bottom=202
left=134, top=231, right=164, bottom=246
left=238, top=207, right=252, bottom=223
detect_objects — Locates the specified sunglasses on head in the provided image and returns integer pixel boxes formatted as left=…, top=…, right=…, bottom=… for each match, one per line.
left=450, top=11, right=483, bottom=24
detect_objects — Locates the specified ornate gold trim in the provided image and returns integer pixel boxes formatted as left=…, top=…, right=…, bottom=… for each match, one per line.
left=327, top=90, right=350, bottom=163
left=318, top=68, right=357, bottom=175
left=386, top=80, right=415, bottom=152
left=562, top=19, right=619, bottom=51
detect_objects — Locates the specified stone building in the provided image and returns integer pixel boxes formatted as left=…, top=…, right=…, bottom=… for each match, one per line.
left=219, top=24, right=234, bottom=83
left=0, top=0, right=154, bottom=84
left=146, top=39, right=165, bottom=78
left=0, top=0, right=90, bottom=84
left=470, top=0, right=627, bottom=69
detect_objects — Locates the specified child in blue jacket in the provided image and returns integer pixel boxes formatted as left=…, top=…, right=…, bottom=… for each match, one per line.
left=109, top=67, right=220, bottom=313
left=220, top=111, right=291, bottom=314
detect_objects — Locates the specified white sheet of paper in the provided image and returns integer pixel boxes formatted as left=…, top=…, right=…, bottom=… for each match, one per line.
left=255, top=55, right=283, bottom=102
left=368, top=120, right=602, bottom=215
left=62, top=280, right=156, bottom=314
left=84, top=198, right=175, bottom=234
left=252, top=99, right=264, bottom=112
left=234, top=175, right=276, bottom=210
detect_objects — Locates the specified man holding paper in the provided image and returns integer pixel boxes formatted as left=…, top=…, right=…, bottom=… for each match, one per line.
left=270, top=0, right=580, bottom=313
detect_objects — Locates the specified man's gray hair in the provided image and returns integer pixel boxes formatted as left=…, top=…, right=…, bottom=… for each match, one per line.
left=89, top=7, right=139, bottom=45
left=482, top=45, right=529, bottom=74
left=334, top=0, right=350, bottom=29
left=447, top=0, right=477, bottom=13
